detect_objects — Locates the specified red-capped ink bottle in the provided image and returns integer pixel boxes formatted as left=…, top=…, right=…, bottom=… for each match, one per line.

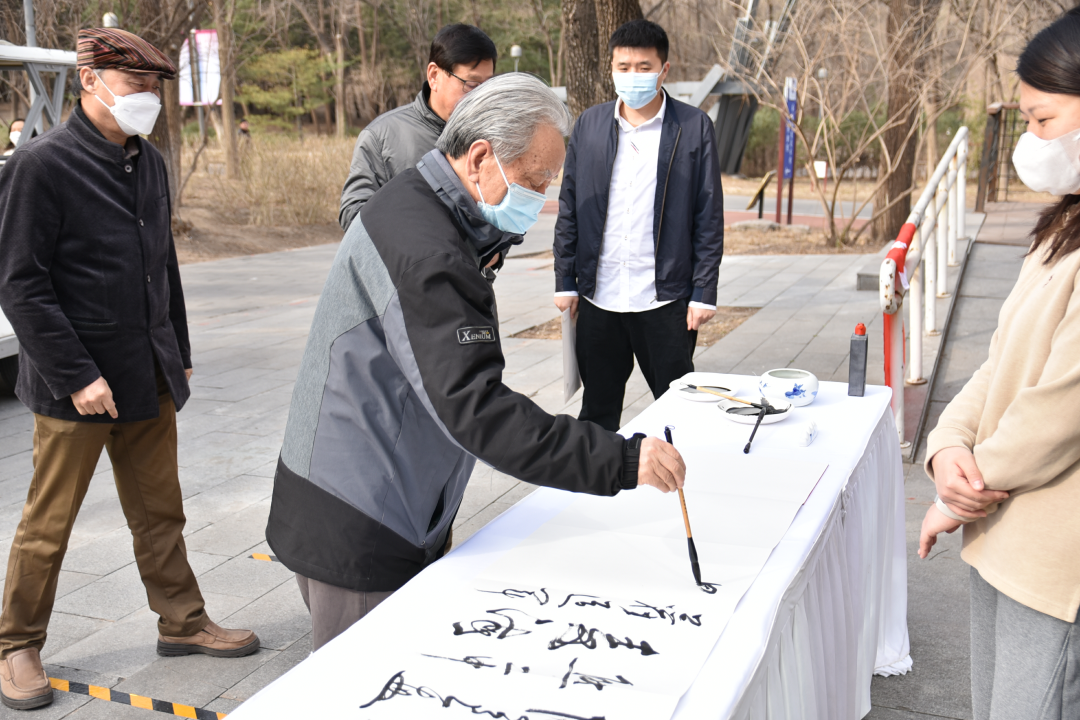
left=849, top=323, right=867, bottom=396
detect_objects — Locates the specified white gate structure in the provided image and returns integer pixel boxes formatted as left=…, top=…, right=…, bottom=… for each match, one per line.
left=879, top=127, right=969, bottom=446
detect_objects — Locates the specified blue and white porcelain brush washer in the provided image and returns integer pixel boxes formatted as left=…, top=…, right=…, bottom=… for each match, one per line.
left=758, top=368, right=819, bottom=407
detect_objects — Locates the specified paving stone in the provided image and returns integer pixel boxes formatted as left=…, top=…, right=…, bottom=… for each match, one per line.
left=55, top=571, right=101, bottom=600
left=40, top=612, right=111, bottom=662
left=53, top=563, right=148, bottom=622
left=220, top=579, right=311, bottom=651
left=63, top=527, right=140, bottom=576
left=46, top=607, right=162, bottom=678
left=186, top=550, right=231, bottom=577
left=0, top=688, right=91, bottom=719
left=221, top=634, right=312, bottom=703
left=114, top=647, right=280, bottom=709
left=183, top=500, right=272, bottom=557
left=194, top=554, right=294, bottom=601
left=63, top=699, right=153, bottom=718
left=181, top=474, right=273, bottom=529
left=205, top=696, right=243, bottom=713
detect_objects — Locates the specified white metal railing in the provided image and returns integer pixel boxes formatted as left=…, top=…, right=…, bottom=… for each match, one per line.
left=879, top=127, right=969, bottom=446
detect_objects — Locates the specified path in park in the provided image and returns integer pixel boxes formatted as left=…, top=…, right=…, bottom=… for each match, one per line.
left=0, top=200, right=1042, bottom=717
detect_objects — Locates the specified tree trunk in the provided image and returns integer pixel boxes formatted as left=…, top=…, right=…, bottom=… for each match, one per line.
left=556, top=12, right=566, bottom=87
left=870, top=0, right=942, bottom=243
left=150, top=78, right=183, bottom=209
left=924, top=97, right=938, bottom=181
left=593, top=0, right=642, bottom=101
left=213, top=0, right=241, bottom=180
left=532, top=0, right=558, bottom=86
left=562, top=0, right=602, bottom=117
left=335, top=31, right=346, bottom=137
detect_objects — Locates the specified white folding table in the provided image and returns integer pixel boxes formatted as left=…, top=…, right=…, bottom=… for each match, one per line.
left=231, top=379, right=908, bottom=720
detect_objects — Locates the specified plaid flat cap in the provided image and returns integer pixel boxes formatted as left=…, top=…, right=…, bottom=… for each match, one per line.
left=77, top=28, right=176, bottom=80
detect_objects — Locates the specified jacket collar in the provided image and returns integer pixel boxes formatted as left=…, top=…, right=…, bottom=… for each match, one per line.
left=69, top=101, right=143, bottom=164
left=416, top=84, right=447, bottom=136
left=416, top=148, right=522, bottom=269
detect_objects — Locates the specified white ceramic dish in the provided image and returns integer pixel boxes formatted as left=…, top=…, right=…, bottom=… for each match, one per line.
left=718, top=397, right=793, bottom=424
left=758, top=368, right=819, bottom=407
left=669, top=373, right=742, bottom=403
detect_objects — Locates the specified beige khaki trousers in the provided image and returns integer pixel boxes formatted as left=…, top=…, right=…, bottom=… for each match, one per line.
left=0, top=384, right=207, bottom=657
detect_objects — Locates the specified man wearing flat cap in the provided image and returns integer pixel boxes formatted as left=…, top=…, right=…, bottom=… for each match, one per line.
left=0, top=28, right=258, bottom=710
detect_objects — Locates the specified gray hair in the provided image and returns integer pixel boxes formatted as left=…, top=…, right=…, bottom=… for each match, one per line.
left=437, top=73, right=571, bottom=163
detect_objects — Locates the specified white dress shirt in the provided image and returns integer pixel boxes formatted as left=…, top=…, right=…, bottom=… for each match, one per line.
left=557, top=92, right=715, bottom=313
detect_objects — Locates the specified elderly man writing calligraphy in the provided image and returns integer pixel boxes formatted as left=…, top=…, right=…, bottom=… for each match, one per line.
left=268, top=74, right=687, bottom=651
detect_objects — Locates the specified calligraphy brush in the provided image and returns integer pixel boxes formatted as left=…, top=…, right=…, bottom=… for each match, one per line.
left=682, top=384, right=767, bottom=408
left=743, top=399, right=768, bottom=454
left=664, top=425, right=702, bottom=587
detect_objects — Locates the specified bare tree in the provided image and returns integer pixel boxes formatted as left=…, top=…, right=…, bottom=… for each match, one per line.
left=213, top=0, right=242, bottom=180
left=715, top=0, right=1034, bottom=245
left=562, top=0, right=643, bottom=114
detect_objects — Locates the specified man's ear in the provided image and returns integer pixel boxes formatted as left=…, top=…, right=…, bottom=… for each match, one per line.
left=426, top=62, right=440, bottom=90
left=465, top=140, right=492, bottom=184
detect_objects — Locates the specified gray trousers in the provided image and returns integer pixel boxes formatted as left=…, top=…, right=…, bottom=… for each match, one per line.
left=971, top=568, right=1080, bottom=720
left=295, top=574, right=393, bottom=652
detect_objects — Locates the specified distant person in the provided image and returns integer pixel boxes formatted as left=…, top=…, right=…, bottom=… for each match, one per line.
left=269, top=74, right=686, bottom=652
left=0, top=28, right=258, bottom=711
left=338, top=23, right=496, bottom=230
left=238, top=117, right=250, bottom=138
left=553, top=19, right=724, bottom=431
left=918, top=8, right=1080, bottom=719
left=3, top=119, right=24, bottom=155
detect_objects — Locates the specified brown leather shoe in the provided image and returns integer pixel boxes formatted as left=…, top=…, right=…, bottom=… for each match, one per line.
left=0, top=647, right=53, bottom=710
left=157, top=620, right=260, bottom=658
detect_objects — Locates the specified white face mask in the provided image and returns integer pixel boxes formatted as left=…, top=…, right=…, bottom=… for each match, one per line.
left=8, top=130, right=21, bottom=147
left=93, top=70, right=162, bottom=137
left=1011, top=128, right=1080, bottom=197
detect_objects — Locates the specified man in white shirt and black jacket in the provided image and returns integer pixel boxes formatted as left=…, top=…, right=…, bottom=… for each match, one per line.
left=554, top=20, right=725, bottom=432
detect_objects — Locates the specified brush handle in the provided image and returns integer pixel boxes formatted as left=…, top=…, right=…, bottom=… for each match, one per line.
left=685, top=384, right=758, bottom=406
left=677, top=488, right=693, bottom=538
left=743, top=406, right=767, bottom=454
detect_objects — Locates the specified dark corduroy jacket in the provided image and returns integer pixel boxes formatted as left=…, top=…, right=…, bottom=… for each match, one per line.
left=0, top=103, right=191, bottom=423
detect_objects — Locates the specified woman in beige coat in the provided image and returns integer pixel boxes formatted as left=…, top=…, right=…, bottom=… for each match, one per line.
left=918, top=8, right=1080, bottom=720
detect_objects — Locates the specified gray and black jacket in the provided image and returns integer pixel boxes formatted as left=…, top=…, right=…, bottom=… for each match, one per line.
left=269, top=150, right=642, bottom=593
left=338, top=85, right=445, bottom=230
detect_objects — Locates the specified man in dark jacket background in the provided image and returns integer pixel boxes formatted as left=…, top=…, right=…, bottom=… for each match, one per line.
left=270, top=74, right=686, bottom=653
left=553, top=20, right=725, bottom=432
left=338, top=23, right=496, bottom=229
left=0, top=28, right=257, bottom=711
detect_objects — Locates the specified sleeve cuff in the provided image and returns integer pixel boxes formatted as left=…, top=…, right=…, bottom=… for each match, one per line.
left=619, top=433, right=646, bottom=491
left=690, top=286, right=717, bottom=305
left=935, top=496, right=978, bottom=523
left=688, top=301, right=716, bottom=311
left=555, top=291, right=579, bottom=298
left=556, top=276, right=578, bottom=293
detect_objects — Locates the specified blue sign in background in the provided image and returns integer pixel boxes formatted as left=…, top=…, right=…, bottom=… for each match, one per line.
left=783, top=77, right=797, bottom=180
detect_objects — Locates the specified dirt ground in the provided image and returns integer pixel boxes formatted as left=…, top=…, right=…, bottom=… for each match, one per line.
left=172, top=172, right=342, bottom=265
left=170, top=163, right=885, bottom=266
left=511, top=306, right=760, bottom=348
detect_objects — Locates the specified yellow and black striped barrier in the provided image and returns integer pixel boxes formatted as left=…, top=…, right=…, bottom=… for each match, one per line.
left=50, top=677, right=226, bottom=719
left=249, top=553, right=279, bottom=563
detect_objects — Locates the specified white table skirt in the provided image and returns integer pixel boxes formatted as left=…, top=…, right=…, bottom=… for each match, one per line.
left=620, top=381, right=909, bottom=719
left=232, top=380, right=908, bottom=720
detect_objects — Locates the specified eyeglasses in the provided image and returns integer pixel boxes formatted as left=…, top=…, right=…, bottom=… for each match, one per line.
left=445, top=69, right=482, bottom=93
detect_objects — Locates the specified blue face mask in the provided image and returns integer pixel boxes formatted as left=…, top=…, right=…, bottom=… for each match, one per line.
left=613, top=72, right=660, bottom=110
left=476, top=151, right=547, bottom=235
